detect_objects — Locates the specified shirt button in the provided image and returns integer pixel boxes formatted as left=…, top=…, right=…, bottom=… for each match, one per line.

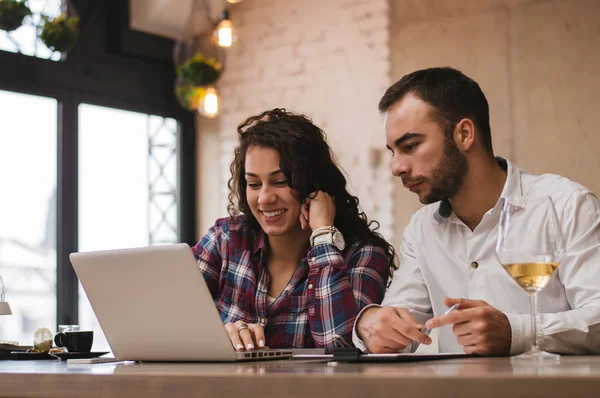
left=259, top=318, right=266, bottom=325
left=311, top=257, right=316, bottom=263
left=471, top=262, right=479, bottom=269
left=308, top=284, right=313, bottom=289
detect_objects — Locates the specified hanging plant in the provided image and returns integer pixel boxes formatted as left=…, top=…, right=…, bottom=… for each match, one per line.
left=39, top=13, right=79, bottom=53
left=173, top=26, right=226, bottom=112
left=176, top=52, right=223, bottom=87
left=0, top=0, right=32, bottom=32
left=174, top=77, right=208, bottom=111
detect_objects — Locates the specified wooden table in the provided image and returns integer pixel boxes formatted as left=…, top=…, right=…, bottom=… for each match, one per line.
left=1, top=356, right=600, bottom=397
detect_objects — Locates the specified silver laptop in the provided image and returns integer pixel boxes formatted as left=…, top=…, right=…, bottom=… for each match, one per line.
left=70, top=243, right=295, bottom=362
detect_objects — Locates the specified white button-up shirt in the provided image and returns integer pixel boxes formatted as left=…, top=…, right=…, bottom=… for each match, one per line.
left=353, top=158, right=600, bottom=355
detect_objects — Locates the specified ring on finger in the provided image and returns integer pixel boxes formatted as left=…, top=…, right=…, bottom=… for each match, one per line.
left=237, top=323, right=249, bottom=333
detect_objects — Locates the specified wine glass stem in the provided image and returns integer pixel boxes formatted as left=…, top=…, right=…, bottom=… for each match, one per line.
left=529, top=292, right=538, bottom=350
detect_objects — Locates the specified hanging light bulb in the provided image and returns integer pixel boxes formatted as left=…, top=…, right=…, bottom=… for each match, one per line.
left=214, top=10, right=236, bottom=48
left=198, top=86, right=221, bottom=118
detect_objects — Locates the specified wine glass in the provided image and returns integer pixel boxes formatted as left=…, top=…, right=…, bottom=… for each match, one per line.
left=495, top=196, right=565, bottom=361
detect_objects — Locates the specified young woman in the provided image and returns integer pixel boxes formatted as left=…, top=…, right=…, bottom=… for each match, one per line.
left=193, top=108, right=396, bottom=351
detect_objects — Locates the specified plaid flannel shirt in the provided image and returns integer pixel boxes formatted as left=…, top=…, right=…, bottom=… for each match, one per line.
left=192, top=215, right=390, bottom=349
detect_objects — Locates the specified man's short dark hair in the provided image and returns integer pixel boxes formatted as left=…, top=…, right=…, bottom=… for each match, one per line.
left=379, top=67, right=493, bottom=155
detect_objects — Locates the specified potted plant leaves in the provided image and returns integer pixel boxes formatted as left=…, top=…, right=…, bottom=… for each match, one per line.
left=39, top=13, right=79, bottom=53
left=174, top=78, right=208, bottom=111
left=172, top=32, right=226, bottom=112
left=0, top=0, right=32, bottom=32
left=176, top=52, right=223, bottom=87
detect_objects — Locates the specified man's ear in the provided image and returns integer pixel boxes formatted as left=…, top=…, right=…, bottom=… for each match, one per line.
left=454, top=118, right=475, bottom=152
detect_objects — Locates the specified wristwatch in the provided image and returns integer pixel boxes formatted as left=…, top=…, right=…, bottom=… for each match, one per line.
left=310, top=226, right=345, bottom=251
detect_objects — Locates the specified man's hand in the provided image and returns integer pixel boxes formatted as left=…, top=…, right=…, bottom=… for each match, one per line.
left=356, top=306, right=432, bottom=353
left=425, top=298, right=512, bottom=356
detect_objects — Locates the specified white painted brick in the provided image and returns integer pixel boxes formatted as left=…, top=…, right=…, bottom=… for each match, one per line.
left=210, top=0, right=394, bottom=243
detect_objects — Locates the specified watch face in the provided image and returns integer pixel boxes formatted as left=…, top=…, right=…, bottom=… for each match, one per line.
left=333, top=231, right=345, bottom=251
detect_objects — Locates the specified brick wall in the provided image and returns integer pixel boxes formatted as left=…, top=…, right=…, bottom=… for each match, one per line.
left=197, top=0, right=394, bottom=241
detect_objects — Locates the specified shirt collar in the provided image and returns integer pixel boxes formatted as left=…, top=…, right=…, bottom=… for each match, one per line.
left=250, top=228, right=312, bottom=264
left=496, top=157, right=525, bottom=210
left=252, top=229, right=268, bottom=254
left=434, top=157, right=524, bottom=222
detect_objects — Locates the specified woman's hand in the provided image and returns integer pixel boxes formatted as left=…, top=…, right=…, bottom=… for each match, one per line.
left=224, top=321, right=269, bottom=351
left=300, top=190, right=336, bottom=231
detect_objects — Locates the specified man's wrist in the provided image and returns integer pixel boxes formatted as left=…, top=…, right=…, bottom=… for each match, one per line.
left=504, top=313, right=530, bottom=355
left=355, top=305, right=381, bottom=341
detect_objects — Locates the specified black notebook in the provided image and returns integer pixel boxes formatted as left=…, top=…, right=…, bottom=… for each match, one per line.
left=292, top=348, right=471, bottom=362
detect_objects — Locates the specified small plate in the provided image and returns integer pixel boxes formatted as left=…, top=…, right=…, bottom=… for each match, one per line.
left=49, top=351, right=110, bottom=361
left=8, top=351, right=54, bottom=360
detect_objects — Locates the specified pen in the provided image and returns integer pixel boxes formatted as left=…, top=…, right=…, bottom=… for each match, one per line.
left=420, top=303, right=460, bottom=335
left=67, top=357, right=122, bottom=364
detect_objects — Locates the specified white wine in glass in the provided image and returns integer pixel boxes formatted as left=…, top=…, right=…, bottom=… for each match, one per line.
left=503, top=262, right=559, bottom=293
left=496, top=196, right=565, bottom=360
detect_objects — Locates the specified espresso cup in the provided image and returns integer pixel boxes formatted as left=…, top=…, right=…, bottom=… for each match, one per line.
left=54, top=331, right=93, bottom=353
left=58, top=324, right=80, bottom=333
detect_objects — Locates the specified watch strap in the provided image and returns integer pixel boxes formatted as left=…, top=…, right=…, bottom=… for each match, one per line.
left=312, top=232, right=334, bottom=247
left=310, top=226, right=335, bottom=247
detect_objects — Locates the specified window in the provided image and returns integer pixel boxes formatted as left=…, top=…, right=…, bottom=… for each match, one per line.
left=0, top=89, right=57, bottom=343
left=78, top=104, right=180, bottom=351
left=0, top=95, right=192, bottom=347
left=0, top=1, right=195, bottom=348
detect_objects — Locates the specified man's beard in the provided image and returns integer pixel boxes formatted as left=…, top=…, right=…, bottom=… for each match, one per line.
left=421, top=136, right=468, bottom=204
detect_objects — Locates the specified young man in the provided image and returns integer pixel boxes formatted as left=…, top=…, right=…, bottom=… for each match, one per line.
left=353, top=67, right=600, bottom=356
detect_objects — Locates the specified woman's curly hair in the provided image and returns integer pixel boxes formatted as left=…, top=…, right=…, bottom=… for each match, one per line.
left=227, top=108, right=397, bottom=272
